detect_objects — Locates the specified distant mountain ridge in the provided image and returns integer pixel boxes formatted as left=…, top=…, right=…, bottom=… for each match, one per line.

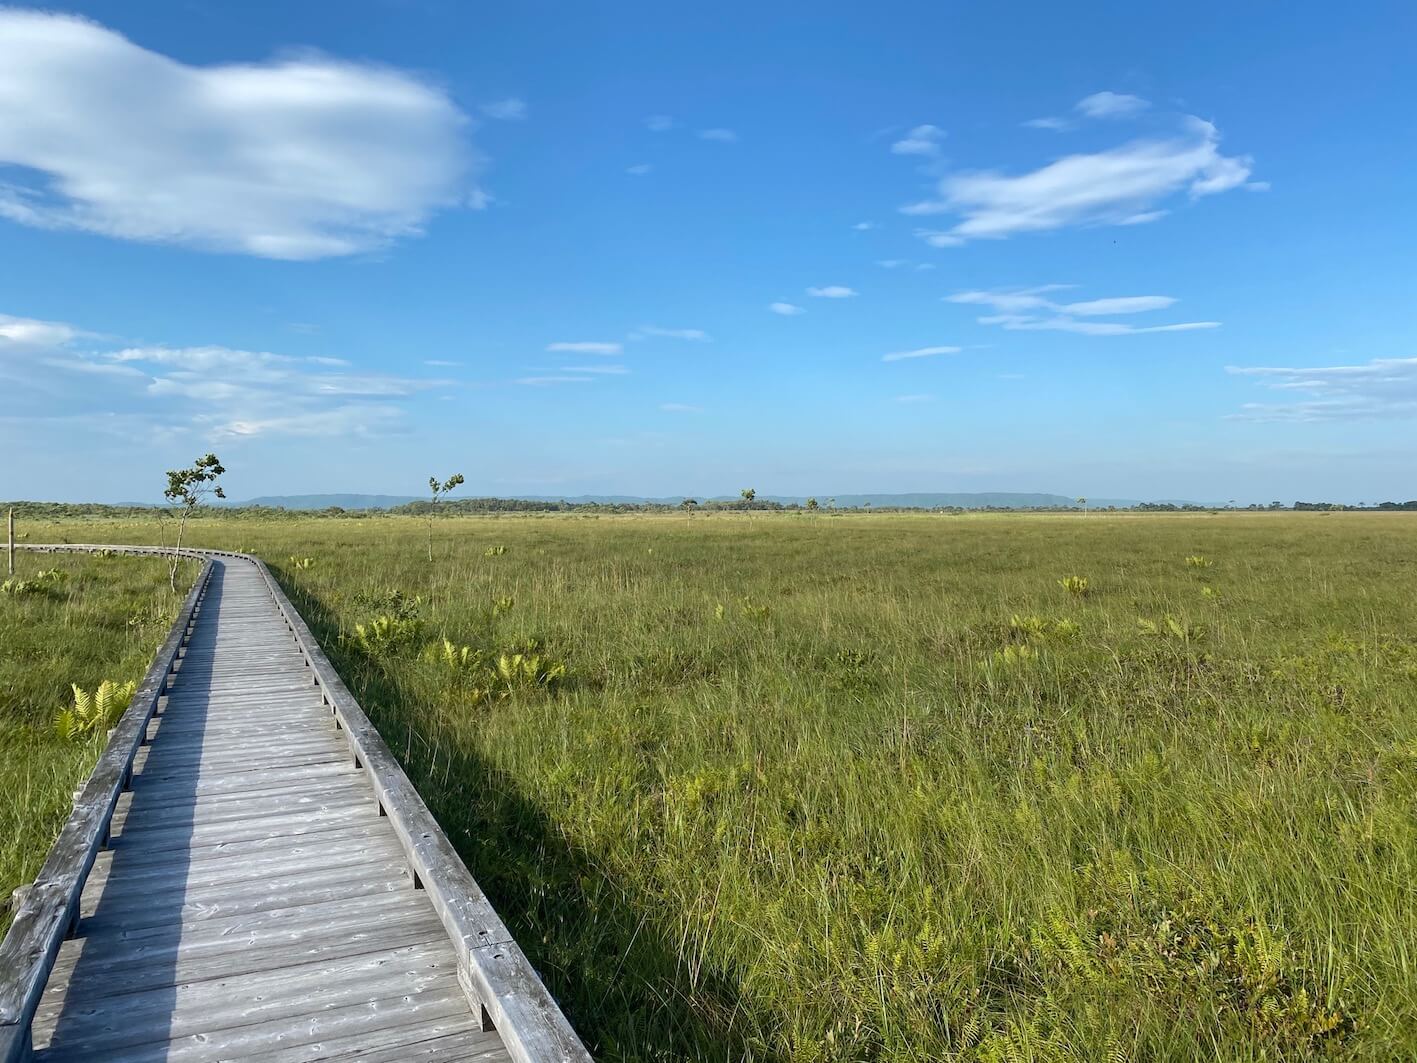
left=227, top=491, right=1184, bottom=511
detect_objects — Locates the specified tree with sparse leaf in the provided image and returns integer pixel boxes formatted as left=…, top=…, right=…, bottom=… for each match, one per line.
left=427, top=473, right=465, bottom=561
left=806, top=497, right=819, bottom=513
left=681, top=498, right=698, bottom=521
left=1077, top=496, right=1088, bottom=515
left=741, top=487, right=756, bottom=509
left=163, top=453, right=225, bottom=592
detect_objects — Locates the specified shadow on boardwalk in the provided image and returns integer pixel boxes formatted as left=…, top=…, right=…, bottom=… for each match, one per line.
left=285, top=583, right=782, bottom=1063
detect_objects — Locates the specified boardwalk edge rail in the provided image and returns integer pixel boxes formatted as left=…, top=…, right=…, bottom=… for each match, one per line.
left=0, top=545, right=592, bottom=1063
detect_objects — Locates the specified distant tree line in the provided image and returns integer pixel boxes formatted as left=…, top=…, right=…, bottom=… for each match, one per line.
left=8, top=497, right=1417, bottom=520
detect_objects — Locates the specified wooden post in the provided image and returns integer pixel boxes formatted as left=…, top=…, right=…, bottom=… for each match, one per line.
left=7, top=507, right=13, bottom=577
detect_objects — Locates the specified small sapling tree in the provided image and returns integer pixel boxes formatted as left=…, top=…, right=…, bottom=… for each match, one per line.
left=1077, top=496, right=1088, bottom=515
left=427, top=472, right=465, bottom=561
left=806, top=497, right=819, bottom=514
left=164, top=453, right=226, bottom=592
left=681, top=498, right=698, bottom=521
left=741, top=487, right=756, bottom=509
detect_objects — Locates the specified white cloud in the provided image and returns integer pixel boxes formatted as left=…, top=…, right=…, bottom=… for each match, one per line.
left=1060, top=296, right=1176, bottom=315
left=698, top=128, right=738, bottom=142
left=560, top=364, right=629, bottom=375
left=626, top=164, right=652, bottom=176
left=660, top=402, right=701, bottom=413
left=2, top=308, right=450, bottom=438
left=807, top=286, right=858, bottom=299
left=877, top=259, right=907, bottom=269
left=1076, top=91, right=1150, bottom=119
left=948, top=287, right=1218, bottom=335
left=479, top=97, right=527, bottom=121
left=645, top=115, right=675, bottom=132
left=891, top=124, right=945, bottom=157
left=1228, top=357, right=1417, bottom=421
left=0, top=11, right=475, bottom=260
left=1024, top=116, right=1072, bottom=132
left=883, top=345, right=961, bottom=363
left=633, top=325, right=710, bottom=342
left=901, top=117, right=1257, bottom=244
left=769, top=302, right=805, bottom=316
left=546, top=341, right=623, bottom=355
left=853, top=221, right=875, bottom=231
left=0, top=312, right=83, bottom=352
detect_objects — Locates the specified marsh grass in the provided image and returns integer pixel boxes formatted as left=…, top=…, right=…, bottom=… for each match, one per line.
left=0, top=552, right=194, bottom=932
left=17, top=511, right=1417, bottom=1060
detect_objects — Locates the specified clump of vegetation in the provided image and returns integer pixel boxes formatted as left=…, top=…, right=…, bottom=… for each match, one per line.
left=1, top=568, right=67, bottom=596
left=53, top=679, right=137, bottom=741
left=485, top=545, right=507, bottom=557
left=288, top=555, right=315, bottom=569
left=1185, top=554, right=1216, bottom=569
left=349, top=614, right=425, bottom=655
left=1058, top=574, right=1090, bottom=596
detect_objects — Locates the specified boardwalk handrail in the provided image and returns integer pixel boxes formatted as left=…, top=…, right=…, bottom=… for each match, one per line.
left=0, top=544, right=591, bottom=1063
left=0, top=548, right=213, bottom=1063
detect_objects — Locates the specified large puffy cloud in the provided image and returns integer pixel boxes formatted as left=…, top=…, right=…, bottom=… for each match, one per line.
left=0, top=10, right=474, bottom=259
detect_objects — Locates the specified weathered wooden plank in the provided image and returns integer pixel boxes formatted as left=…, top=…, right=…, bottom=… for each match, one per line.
left=80, top=863, right=414, bottom=930
left=32, top=941, right=455, bottom=1057
left=61, top=987, right=494, bottom=1063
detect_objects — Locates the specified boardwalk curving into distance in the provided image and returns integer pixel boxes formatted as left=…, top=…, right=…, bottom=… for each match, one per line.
left=1, top=548, right=589, bottom=1063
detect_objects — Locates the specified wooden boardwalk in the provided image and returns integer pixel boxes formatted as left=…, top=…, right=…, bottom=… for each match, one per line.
left=2, top=551, right=588, bottom=1063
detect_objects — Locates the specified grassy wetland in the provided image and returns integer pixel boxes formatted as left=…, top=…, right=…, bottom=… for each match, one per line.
left=10, top=510, right=1417, bottom=1060
left=0, top=550, right=194, bottom=931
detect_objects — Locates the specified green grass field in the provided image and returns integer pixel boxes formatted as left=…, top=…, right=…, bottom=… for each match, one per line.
left=8, top=511, right=1417, bottom=1060
left=0, top=551, right=194, bottom=933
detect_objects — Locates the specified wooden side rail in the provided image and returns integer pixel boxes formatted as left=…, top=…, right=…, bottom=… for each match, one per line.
left=0, top=544, right=592, bottom=1063
left=0, top=552, right=214, bottom=1063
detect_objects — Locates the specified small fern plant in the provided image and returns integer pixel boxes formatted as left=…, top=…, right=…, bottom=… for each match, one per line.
left=54, top=680, right=137, bottom=741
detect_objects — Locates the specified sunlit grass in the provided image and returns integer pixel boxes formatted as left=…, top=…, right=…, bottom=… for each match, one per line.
left=17, top=511, right=1417, bottom=1060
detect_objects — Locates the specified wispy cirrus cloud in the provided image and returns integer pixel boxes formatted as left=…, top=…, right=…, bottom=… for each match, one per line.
left=1, top=309, right=449, bottom=438
left=902, top=116, right=1259, bottom=245
left=891, top=124, right=945, bottom=157
left=769, top=302, right=805, bottom=316
left=948, top=287, right=1219, bottom=335
left=660, top=402, right=701, bottom=413
left=0, top=10, right=476, bottom=260
left=1228, top=357, right=1417, bottom=421
left=631, top=325, right=711, bottom=342
left=559, top=364, right=629, bottom=375
left=546, top=341, right=623, bottom=355
left=807, top=285, right=858, bottom=299
left=1076, top=91, right=1150, bottom=119
left=479, top=98, right=527, bottom=121
left=882, top=345, right=961, bottom=363
left=1026, top=90, right=1150, bottom=131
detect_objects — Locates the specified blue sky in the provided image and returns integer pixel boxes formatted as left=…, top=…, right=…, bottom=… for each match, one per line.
left=2, top=1, right=1415, bottom=504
